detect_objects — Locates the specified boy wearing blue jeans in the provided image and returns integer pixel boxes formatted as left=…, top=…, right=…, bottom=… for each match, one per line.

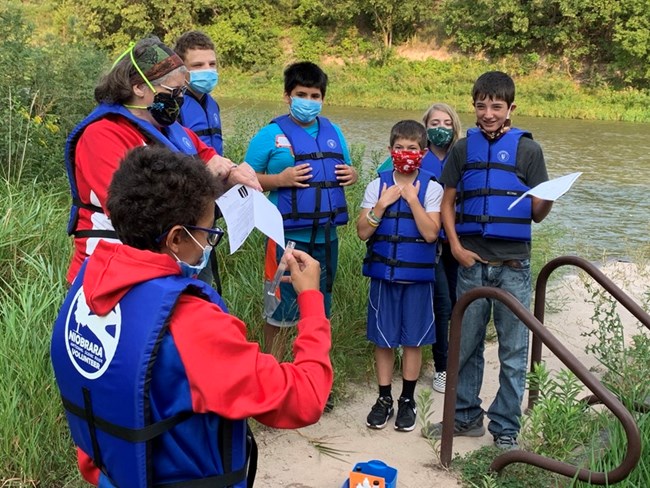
left=358, top=120, right=442, bottom=431
left=422, top=71, right=553, bottom=449
left=245, top=62, right=357, bottom=364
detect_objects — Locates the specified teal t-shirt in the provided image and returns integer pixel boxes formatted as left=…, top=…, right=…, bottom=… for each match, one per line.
left=245, top=117, right=351, bottom=243
left=376, top=156, right=393, bottom=173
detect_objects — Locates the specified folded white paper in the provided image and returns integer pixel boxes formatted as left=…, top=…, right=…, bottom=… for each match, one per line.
left=216, top=185, right=286, bottom=254
left=508, top=172, right=582, bottom=210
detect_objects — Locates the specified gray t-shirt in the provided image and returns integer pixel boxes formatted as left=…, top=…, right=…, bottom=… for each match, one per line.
left=440, top=132, right=549, bottom=260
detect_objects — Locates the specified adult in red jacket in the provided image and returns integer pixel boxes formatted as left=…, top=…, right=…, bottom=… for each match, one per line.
left=52, top=146, right=332, bottom=487
left=65, top=36, right=260, bottom=284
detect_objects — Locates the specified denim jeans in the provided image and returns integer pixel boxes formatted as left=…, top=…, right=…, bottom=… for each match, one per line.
left=455, top=260, right=531, bottom=438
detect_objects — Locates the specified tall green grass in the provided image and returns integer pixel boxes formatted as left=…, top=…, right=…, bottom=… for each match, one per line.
left=219, top=59, right=650, bottom=122
left=0, top=178, right=83, bottom=487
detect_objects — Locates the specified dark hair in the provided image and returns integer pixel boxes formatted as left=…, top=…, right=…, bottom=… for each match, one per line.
left=94, top=37, right=185, bottom=104
left=472, top=71, right=516, bottom=106
left=389, top=120, right=427, bottom=149
left=283, top=62, right=328, bottom=98
left=174, top=31, right=215, bottom=60
left=107, top=146, right=223, bottom=251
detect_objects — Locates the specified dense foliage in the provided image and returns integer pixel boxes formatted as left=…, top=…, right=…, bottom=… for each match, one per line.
left=21, top=0, right=650, bottom=89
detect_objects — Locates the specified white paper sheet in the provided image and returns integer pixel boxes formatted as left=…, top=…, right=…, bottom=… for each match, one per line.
left=508, top=172, right=582, bottom=210
left=216, top=185, right=286, bottom=254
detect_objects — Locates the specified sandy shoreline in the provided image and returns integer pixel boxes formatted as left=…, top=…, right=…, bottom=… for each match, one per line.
left=252, top=261, right=649, bottom=487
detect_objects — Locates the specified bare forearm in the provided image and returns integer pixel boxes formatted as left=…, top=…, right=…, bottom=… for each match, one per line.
left=532, top=197, right=553, bottom=223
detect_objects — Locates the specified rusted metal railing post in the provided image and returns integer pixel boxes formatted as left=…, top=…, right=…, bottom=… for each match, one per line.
left=529, top=256, right=650, bottom=410
left=440, top=281, right=643, bottom=484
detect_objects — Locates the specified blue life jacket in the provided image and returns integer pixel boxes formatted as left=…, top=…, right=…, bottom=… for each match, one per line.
left=421, top=150, right=444, bottom=180
left=179, top=92, right=223, bottom=155
left=455, top=128, right=532, bottom=242
left=51, top=263, right=254, bottom=488
left=272, top=115, right=349, bottom=233
left=420, top=149, right=447, bottom=242
left=65, top=104, right=198, bottom=240
left=363, top=169, right=437, bottom=282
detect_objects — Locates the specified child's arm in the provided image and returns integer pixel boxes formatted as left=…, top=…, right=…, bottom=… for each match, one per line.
left=532, top=196, right=553, bottom=222
left=400, top=181, right=440, bottom=243
left=441, top=186, right=486, bottom=267
left=357, top=181, right=401, bottom=240
left=255, top=165, right=312, bottom=191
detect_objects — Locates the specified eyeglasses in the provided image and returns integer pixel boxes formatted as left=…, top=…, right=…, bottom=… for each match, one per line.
left=184, top=225, right=224, bottom=247
left=158, top=83, right=188, bottom=98
left=156, top=224, right=224, bottom=247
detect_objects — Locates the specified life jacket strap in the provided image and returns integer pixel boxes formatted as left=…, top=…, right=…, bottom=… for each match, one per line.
left=73, top=229, right=119, bottom=239
left=193, top=127, right=222, bottom=137
left=460, top=188, right=525, bottom=199
left=372, top=234, right=426, bottom=244
left=383, top=210, right=415, bottom=220
left=455, top=213, right=531, bottom=225
left=73, top=197, right=104, bottom=214
left=462, top=162, right=517, bottom=172
left=363, top=253, right=435, bottom=269
left=294, top=151, right=344, bottom=162
left=61, top=395, right=193, bottom=442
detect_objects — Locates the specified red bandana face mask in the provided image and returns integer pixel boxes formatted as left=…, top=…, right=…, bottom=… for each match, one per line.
left=391, top=149, right=425, bottom=174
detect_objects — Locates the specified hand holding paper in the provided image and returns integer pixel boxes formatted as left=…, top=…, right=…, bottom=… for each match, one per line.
left=216, top=184, right=286, bottom=253
left=508, top=172, right=582, bottom=210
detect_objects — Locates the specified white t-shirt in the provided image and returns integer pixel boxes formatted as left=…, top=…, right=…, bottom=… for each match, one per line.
left=361, top=172, right=443, bottom=212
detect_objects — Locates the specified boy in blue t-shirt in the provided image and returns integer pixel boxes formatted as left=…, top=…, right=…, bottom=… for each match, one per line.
left=358, top=120, right=442, bottom=431
left=245, top=62, right=357, bottom=366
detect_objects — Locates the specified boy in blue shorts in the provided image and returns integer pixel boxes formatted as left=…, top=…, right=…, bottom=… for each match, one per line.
left=245, top=62, right=358, bottom=362
left=358, top=120, right=442, bottom=431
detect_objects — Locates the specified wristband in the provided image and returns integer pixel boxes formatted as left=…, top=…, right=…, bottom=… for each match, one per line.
left=368, top=209, right=382, bottom=224
left=366, top=214, right=380, bottom=227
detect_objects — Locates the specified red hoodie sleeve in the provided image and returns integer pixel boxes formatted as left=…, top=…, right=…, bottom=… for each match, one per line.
left=170, top=289, right=332, bottom=428
left=77, top=447, right=100, bottom=485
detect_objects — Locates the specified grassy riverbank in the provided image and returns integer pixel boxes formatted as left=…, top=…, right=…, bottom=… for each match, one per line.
left=220, top=58, right=650, bottom=122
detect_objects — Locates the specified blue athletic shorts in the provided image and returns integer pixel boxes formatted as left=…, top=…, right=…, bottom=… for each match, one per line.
left=367, top=278, right=436, bottom=348
left=263, top=239, right=337, bottom=327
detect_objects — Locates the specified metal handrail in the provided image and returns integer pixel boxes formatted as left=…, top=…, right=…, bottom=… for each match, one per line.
left=529, top=255, right=650, bottom=410
left=439, top=285, right=642, bottom=484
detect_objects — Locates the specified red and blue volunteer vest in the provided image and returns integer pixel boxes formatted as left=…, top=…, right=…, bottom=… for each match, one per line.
left=51, top=263, right=252, bottom=488
left=179, top=93, right=223, bottom=155
left=272, top=115, right=349, bottom=231
left=65, top=104, right=199, bottom=240
left=362, top=169, right=437, bottom=282
left=455, top=128, right=532, bottom=242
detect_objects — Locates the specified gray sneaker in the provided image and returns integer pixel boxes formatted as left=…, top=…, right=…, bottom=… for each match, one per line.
left=421, top=415, right=485, bottom=439
left=494, top=435, right=519, bottom=450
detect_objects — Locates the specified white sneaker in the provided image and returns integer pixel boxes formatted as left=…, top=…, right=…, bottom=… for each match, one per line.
left=432, top=372, right=446, bottom=393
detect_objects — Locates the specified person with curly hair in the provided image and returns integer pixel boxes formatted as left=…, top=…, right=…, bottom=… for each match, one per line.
left=51, top=146, right=332, bottom=487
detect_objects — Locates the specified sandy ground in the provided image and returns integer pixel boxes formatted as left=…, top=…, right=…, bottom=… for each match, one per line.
left=253, top=261, right=649, bottom=488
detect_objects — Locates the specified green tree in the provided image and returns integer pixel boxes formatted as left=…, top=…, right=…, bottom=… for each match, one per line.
left=358, top=0, right=437, bottom=48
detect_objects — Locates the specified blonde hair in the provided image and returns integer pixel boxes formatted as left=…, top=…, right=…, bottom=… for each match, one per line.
left=422, top=102, right=462, bottom=149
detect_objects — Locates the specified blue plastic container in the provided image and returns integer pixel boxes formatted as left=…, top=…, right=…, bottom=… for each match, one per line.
left=342, top=459, right=398, bottom=488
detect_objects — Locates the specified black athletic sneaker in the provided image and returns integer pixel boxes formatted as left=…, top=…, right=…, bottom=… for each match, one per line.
left=394, top=397, right=417, bottom=432
left=366, top=396, right=394, bottom=429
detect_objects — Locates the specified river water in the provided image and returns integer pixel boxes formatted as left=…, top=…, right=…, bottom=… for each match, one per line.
left=220, top=98, right=650, bottom=260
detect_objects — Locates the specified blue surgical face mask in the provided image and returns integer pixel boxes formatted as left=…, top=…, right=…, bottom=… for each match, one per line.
left=290, top=96, right=322, bottom=124
left=172, top=227, right=211, bottom=278
left=189, top=69, right=219, bottom=94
